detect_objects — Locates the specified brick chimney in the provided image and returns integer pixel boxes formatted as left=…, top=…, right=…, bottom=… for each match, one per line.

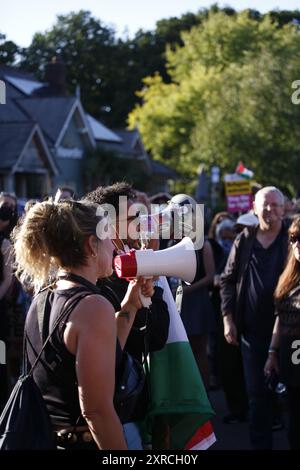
left=44, top=56, right=67, bottom=95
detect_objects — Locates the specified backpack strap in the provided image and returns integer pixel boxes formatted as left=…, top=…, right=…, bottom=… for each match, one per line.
left=25, top=288, right=91, bottom=377
left=58, top=272, right=121, bottom=310
left=36, top=288, right=53, bottom=340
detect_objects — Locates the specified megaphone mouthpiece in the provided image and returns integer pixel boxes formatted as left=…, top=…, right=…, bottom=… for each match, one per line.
left=114, top=249, right=138, bottom=279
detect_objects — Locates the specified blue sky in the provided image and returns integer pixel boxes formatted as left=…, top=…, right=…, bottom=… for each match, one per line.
left=2, top=0, right=300, bottom=46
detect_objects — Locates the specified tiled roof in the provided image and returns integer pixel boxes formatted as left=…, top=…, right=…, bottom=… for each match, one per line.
left=86, top=114, right=122, bottom=143
left=0, top=122, right=35, bottom=169
left=17, top=96, right=76, bottom=144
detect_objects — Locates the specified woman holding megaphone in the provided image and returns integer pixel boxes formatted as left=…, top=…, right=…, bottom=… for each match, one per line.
left=12, top=198, right=153, bottom=449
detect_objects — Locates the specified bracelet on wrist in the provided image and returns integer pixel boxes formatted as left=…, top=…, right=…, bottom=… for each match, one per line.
left=268, top=347, right=278, bottom=354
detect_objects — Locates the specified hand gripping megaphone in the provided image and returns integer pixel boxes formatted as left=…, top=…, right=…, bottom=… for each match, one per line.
left=114, top=236, right=198, bottom=284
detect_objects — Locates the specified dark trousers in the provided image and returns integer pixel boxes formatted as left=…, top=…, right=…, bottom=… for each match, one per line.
left=219, top=333, right=248, bottom=418
left=241, top=337, right=273, bottom=450
left=188, top=334, right=209, bottom=390
left=286, top=386, right=300, bottom=450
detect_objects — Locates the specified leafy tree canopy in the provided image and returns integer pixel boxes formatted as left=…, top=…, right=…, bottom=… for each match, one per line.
left=129, top=11, right=300, bottom=193
left=3, top=5, right=300, bottom=129
left=0, top=33, right=20, bottom=65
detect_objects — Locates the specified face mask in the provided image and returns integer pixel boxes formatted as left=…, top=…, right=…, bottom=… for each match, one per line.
left=0, top=205, right=14, bottom=222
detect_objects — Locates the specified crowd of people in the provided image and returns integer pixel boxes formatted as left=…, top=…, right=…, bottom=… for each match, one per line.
left=0, top=183, right=300, bottom=450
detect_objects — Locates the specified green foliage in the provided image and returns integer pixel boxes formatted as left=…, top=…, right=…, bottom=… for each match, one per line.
left=19, top=10, right=202, bottom=127
left=20, top=11, right=118, bottom=122
left=129, top=12, right=300, bottom=193
left=0, top=33, right=19, bottom=65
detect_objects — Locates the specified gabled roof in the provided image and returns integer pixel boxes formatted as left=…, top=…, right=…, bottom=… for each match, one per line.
left=17, top=96, right=77, bottom=144
left=0, top=82, right=29, bottom=123
left=101, top=128, right=148, bottom=159
left=0, top=122, right=35, bottom=170
left=16, top=97, right=95, bottom=149
left=86, top=114, right=122, bottom=143
left=55, top=100, right=95, bottom=149
left=0, top=121, right=58, bottom=175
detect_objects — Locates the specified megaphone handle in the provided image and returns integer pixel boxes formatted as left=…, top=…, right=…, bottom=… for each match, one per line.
left=139, top=288, right=152, bottom=308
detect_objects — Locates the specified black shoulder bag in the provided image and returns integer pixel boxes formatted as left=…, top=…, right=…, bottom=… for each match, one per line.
left=57, top=272, right=146, bottom=424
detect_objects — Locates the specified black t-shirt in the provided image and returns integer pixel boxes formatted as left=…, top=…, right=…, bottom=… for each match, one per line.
left=275, top=285, right=300, bottom=386
left=243, top=232, right=285, bottom=343
left=26, top=286, right=123, bottom=429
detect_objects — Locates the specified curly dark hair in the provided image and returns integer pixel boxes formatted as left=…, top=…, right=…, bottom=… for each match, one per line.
left=85, top=182, right=136, bottom=214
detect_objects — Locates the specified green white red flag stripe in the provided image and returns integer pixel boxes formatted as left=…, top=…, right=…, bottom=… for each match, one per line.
left=149, top=276, right=216, bottom=450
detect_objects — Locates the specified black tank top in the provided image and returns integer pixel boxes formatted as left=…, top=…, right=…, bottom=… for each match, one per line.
left=25, top=286, right=122, bottom=430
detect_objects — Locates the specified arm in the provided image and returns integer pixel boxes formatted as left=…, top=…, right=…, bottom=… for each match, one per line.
left=64, top=295, right=128, bottom=450
left=0, top=239, right=12, bottom=300
left=220, top=235, right=242, bottom=346
left=116, top=278, right=154, bottom=349
left=219, top=235, right=240, bottom=316
left=264, top=316, right=280, bottom=375
left=183, top=241, right=215, bottom=294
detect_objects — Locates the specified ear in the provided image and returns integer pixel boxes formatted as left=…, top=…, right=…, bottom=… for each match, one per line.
left=85, top=235, right=98, bottom=256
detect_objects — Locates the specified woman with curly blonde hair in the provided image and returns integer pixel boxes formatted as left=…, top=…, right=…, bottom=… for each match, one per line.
left=13, top=199, right=153, bottom=450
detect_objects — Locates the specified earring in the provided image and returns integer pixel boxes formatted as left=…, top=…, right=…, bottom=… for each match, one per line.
left=91, top=252, right=97, bottom=258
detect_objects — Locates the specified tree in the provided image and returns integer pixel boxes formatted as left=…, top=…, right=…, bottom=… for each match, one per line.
left=129, top=11, right=300, bottom=194
left=21, top=11, right=118, bottom=123
left=18, top=8, right=212, bottom=126
left=0, top=33, right=19, bottom=65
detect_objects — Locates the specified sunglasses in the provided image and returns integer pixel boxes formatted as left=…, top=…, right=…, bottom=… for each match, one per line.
left=289, top=235, right=300, bottom=245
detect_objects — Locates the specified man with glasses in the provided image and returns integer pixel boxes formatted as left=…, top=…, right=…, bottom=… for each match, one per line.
left=220, top=186, right=288, bottom=449
left=85, top=182, right=170, bottom=449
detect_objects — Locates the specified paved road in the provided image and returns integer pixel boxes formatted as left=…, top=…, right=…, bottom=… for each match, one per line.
left=208, top=389, right=289, bottom=450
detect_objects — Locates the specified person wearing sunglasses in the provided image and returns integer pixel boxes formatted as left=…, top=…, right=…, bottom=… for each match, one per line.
left=85, top=183, right=170, bottom=449
left=264, top=215, right=300, bottom=450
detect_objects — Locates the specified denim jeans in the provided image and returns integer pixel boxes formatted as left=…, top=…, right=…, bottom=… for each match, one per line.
left=123, top=422, right=143, bottom=450
left=241, top=336, right=273, bottom=449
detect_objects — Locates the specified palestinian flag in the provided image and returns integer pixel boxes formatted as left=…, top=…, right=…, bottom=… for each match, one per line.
left=235, top=162, right=254, bottom=179
left=149, top=276, right=216, bottom=450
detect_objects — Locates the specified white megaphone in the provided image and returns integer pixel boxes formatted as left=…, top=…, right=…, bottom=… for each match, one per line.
left=114, top=236, right=198, bottom=284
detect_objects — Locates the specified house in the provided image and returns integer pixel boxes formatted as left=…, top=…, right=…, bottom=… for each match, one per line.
left=0, top=60, right=176, bottom=198
left=0, top=61, right=95, bottom=197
